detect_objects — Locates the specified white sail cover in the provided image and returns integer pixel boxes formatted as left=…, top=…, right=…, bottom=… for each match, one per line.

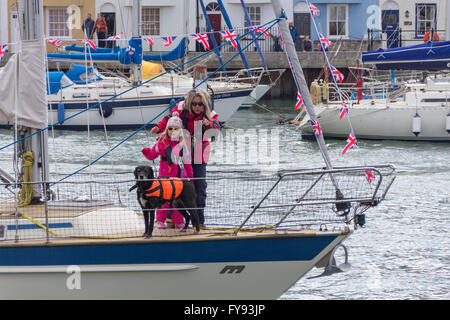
left=0, top=39, right=48, bottom=129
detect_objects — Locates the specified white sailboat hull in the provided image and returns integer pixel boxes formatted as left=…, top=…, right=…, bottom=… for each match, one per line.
left=0, top=233, right=348, bottom=300
left=300, top=103, right=450, bottom=141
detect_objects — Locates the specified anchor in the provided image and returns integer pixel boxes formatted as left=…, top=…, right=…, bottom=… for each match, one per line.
left=308, top=244, right=351, bottom=279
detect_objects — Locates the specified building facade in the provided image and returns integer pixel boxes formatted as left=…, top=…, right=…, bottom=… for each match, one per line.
left=6, top=0, right=96, bottom=52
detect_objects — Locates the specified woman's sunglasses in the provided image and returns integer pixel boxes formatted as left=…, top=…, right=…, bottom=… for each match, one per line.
left=192, top=101, right=204, bottom=107
left=167, top=127, right=180, bottom=131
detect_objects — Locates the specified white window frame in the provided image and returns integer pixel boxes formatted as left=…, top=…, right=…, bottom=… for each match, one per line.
left=244, top=6, right=262, bottom=28
left=415, top=3, right=436, bottom=38
left=327, top=4, right=348, bottom=39
left=141, top=7, right=160, bottom=36
left=46, top=7, right=72, bottom=39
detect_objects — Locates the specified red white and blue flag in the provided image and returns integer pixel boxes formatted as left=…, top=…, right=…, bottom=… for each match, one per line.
left=295, top=91, right=304, bottom=110
left=145, top=37, right=154, bottom=46
left=342, top=131, right=358, bottom=155
left=191, top=33, right=211, bottom=51
left=365, top=170, right=376, bottom=184
left=83, top=39, right=97, bottom=51
left=47, top=38, right=63, bottom=47
left=250, top=26, right=270, bottom=38
left=330, top=65, right=344, bottom=83
left=319, top=33, right=332, bottom=49
left=309, top=3, right=320, bottom=16
left=0, top=44, right=8, bottom=61
left=107, top=32, right=123, bottom=41
left=339, top=102, right=349, bottom=120
left=310, top=119, right=322, bottom=136
left=162, top=36, right=177, bottom=47
left=220, top=30, right=238, bottom=50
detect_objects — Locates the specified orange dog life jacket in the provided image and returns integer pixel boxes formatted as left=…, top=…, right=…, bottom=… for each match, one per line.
left=145, top=178, right=184, bottom=201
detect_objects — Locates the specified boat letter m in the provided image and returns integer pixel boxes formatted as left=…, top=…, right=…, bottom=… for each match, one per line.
left=219, top=265, right=245, bottom=274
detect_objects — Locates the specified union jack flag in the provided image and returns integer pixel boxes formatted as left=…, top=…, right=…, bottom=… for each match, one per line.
left=339, top=102, right=349, bottom=120
left=47, top=38, right=63, bottom=47
left=191, top=33, right=210, bottom=51
left=107, top=32, right=123, bottom=41
left=319, top=33, right=332, bottom=49
left=330, top=65, right=344, bottom=83
left=250, top=26, right=270, bottom=38
left=309, top=3, right=320, bottom=16
left=365, top=170, right=376, bottom=184
left=310, top=119, right=322, bottom=136
left=82, top=39, right=97, bottom=51
left=0, top=44, right=8, bottom=61
left=145, top=37, right=154, bottom=46
left=295, top=91, right=304, bottom=110
left=220, top=30, right=238, bottom=50
left=162, top=36, right=177, bottom=47
left=342, top=131, right=358, bottom=155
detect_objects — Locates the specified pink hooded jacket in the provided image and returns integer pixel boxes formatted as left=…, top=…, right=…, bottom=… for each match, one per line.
left=141, top=137, right=193, bottom=179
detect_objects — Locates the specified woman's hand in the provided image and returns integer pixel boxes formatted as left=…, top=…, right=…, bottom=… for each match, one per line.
left=202, top=118, right=210, bottom=127
left=150, top=126, right=160, bottom=134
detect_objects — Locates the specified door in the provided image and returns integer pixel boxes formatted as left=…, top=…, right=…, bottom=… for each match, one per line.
left=208, top=14, right=221, bottom=49
left=294, top=13, right=310, bottom=51
left=101, top=12, right=116, bottom=48
left=382, top=10, right=399, bottom=48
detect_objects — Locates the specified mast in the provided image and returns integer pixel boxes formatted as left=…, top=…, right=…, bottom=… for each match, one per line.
left=18, top=0, right=48, bottom=203
left=271, top=0, right=349, bottom=210
left=131, top=0, right=142, bottom=84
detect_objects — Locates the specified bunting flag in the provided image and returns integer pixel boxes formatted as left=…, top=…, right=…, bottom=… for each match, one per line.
left=295, top=91, right=304, bottom=110
left=220, top=30, right=238, bottom=50
left=82, top=39, right=97, bottom=51
left=310, top=119, right=322, bottom=136
left=309, top=3, right=320, bottom=16
left=319, top=33, right=332, bottom=49
left=342, top=131, right=358, bottom=155
left=161, top=36, right=177, bottom=47
left=0, top=44, right=8, bottom=61
left=330, top=65, right=344, bottom=83
left=365, top=170, right=376, bottom=184
left=145, top=37, right=154, bottom=46
left=339, top=102, right=349, bottom=120
left=47, top=38, right=63, bottom=47
left=107, top=32, right=123, bottom=41
left=191, top=33, right=211, bottom=51
left=250, top=26, right=270, bottom=38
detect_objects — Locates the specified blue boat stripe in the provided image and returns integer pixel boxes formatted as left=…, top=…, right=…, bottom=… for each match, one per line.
left=48, top=90, right=253, bottom=110
left=0, top=235, right=337, bottom=266
left=7, top=223, right=73, bottom=231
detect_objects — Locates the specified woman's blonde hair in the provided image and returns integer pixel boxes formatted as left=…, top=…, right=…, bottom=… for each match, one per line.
left=185, top=88, right=212, bottom=120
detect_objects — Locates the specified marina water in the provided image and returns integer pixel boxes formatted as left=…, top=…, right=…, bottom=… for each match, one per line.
left=0, top=98, right=449, bottom=300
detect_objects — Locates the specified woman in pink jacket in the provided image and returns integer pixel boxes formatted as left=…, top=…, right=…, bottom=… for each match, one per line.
left=141, top=115, right=193, bottom=229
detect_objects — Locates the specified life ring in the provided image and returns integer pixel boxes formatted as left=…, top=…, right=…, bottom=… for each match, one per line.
left=99, top=104, right=113, bottom=118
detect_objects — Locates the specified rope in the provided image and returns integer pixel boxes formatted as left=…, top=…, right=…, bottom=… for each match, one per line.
left=17, top=151, right=34, bottom=207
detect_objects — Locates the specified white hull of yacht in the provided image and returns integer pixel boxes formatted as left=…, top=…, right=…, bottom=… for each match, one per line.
left=300, top=102, right=450, bottom=141
left=0, top=233, right=349, bottom=300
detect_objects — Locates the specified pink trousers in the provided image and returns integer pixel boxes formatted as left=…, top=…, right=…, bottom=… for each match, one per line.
left=156, top=202, right=185, bottom=223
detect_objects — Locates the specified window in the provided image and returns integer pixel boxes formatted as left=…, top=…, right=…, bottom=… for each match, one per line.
left=416, top=4, right=436, bottom=37
left=328, top=5, right=347, bottom=37
left=206, top=2, right=220, bottom=12
left=47, top=7, right=70, bottom=38
left=141, top=7, right=160, bottom=35
left=244, top=6, right=261, bottom=28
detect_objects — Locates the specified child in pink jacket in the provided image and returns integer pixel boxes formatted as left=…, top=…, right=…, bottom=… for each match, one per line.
left=141, top=115, right=193, bottom=229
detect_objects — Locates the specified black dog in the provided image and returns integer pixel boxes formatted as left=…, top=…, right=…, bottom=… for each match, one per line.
left=130, top=165, right=200, bottom=237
